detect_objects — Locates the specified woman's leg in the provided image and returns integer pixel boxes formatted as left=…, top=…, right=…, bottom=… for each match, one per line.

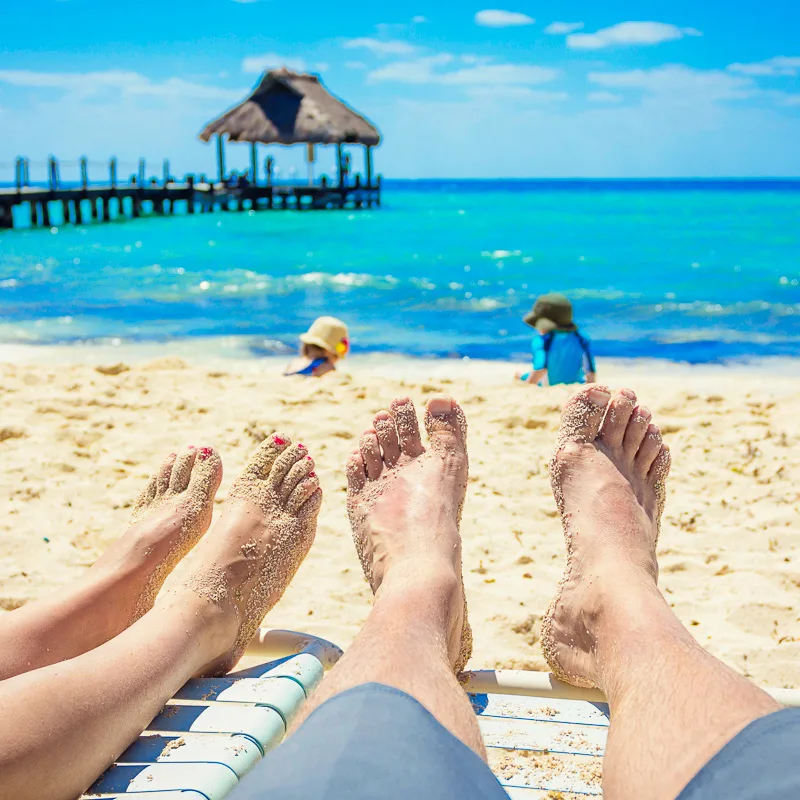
left=0, top=446, right=222, bottom=680
left=0, top=434, right=321, bottom=800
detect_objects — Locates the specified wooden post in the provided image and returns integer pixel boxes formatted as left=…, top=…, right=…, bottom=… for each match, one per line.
left=138, top=158, right=146, bottom=186
left=217, top=134, right=226, bottom=184
left=250, top=142, right=258, bottom=184
left=187, top=175, right=195, bottom=214
left=14, top=157, right=23, bottom=191
left=307, top=143, right=315, bottom=186
left=102, top=197, right=111, bottom=222
left=366, top=145, right=373, bottom=188
left=48, top=156, right=59, bottom=190
left=0, top=204, right=13, bottom=229
left=337, top=144, right=344, bottom=189
left=80, top=157, right=89, bottom=189
left=265, top=156, right=274, bottom=187
left=41, top=201, right=51, bottom=227
left=110, top=157, right=118, bottom=188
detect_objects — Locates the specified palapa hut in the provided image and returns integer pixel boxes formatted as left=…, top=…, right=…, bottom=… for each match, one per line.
left=199, top=69, right=381, bottom=188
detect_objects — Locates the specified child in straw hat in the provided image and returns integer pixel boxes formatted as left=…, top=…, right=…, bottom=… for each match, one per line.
left=284, top=317, right=350, bottom=378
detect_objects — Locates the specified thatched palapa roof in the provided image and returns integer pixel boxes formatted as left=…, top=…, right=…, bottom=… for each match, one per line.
left=199, top=69, right=381, bottom=147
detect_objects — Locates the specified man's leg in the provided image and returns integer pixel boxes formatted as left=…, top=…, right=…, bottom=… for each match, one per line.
left=0, top=447, right=222, bottom=680
left=232, top=397, right=506, bottom=800
left=0, top=434, right=321, bottom=800
left=541, top=385, right=781, bottom=800
left=291, top=395, right=482, bottom=754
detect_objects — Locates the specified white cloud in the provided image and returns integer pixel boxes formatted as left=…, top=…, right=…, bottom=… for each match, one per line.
left=345, top=61, right=368, bottom=70
left=0, top=69, right=243, bottom=101
left=475, top=9, right=535, bottom=28
left=588, top=91, right=623, bottom=104
left=545, top=22, right=584, bottom=35
left=588, top=65, right=755, bottom=102
left=412, top=15, right=428, bottom=23
left=727, top=56, right=800, bottom=77
left=343, top=37, right=418, bottom=56
left=369, top=56, right=558, bottom=86
left=241, top=53, right=307, bottom=73
left=568, top=22, right=702, bottom=50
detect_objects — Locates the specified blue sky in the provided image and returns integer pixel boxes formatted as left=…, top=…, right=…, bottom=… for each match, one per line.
left=1, top=0, right=799, bottom=179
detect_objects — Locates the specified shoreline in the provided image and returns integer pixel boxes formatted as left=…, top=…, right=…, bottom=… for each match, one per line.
left=0, top=339, right=798, bottom=384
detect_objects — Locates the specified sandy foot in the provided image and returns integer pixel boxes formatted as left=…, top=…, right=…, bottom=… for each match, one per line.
left=91, top=446, right=223, bottom=623
left=160, top=433, right=321, bottom=676
left=346, top=395, right=473, bottom=673
left=541, top=385, right=672, bottom=688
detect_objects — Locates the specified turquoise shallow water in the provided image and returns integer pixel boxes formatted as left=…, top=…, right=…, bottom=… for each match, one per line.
left=0, top=180, right=799, bottom=363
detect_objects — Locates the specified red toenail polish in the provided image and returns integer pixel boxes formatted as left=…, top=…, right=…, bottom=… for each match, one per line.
left=297, top=443, right=306, bottom=450
left=273, top=435, right=287, bottom=446
left=307, top=456, right=313, bottom=461
left=309, top=472, right=316, bottom=478
left=199, top=447, right=212, bottom=460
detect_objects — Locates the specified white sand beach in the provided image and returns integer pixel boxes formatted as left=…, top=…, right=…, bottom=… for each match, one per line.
left=1, top=347, right=799, bottom=688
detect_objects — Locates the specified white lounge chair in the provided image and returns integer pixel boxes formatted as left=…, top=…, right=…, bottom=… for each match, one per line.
left=82, top=630, right=800, bottom=799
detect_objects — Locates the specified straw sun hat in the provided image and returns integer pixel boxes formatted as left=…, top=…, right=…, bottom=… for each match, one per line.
left=299, top=316, right=350, bottom=359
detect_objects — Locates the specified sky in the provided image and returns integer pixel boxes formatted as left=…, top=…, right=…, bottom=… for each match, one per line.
left=1, top=0, right=799, bottom=180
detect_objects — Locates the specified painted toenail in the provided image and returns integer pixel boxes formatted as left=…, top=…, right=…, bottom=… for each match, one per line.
left=198, top=447, right=212, bottom=460
left=308, top=471, right=316, bottom=478
left=273, top=435, right=287, bottom=446
left=307, top=456, right=313, bottom=461
left=428, top=396, right=453, bottom=416
left=297, top=443, right=306, bottom=450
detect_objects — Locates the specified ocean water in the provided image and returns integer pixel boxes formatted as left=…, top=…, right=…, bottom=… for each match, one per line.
left=0, top=180, right=799, bottom=363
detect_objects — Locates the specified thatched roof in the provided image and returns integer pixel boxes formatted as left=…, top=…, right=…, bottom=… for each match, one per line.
left=199, top=69, right=381, bottom=146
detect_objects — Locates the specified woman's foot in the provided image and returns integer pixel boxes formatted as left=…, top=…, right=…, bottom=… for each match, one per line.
left=346, top=396, right=473, bottom=673
left=159, top=434, right=322, bottom=676
left=92, top=446, right=223, bottom=624
left=541, top=386, right=672, bottom=688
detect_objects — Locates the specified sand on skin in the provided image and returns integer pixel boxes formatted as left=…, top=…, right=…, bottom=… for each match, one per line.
left=0, top=351, right=799, bottom=687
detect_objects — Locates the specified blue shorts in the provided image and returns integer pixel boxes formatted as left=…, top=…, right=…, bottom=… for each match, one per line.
left=229, top=682, right=508, bottom=799
left=679, top=707, right=800, bottom=799
left=230, top=683, right=800, bottom=799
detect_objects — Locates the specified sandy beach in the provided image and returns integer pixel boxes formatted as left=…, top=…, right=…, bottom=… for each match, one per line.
left=1, top=347, right=799, bottom=688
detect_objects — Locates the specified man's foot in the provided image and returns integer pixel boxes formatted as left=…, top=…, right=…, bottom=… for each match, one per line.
left=346, top=396, right=473, bottom=673
left=541, top=386, right=672, bottom=688
left=91, top=446, right=223, bottom=624
left=160, top=434, right=322, bottom=676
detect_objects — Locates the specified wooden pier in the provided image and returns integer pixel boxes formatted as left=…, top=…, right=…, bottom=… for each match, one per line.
left=0, top=155, right=381, bottom=231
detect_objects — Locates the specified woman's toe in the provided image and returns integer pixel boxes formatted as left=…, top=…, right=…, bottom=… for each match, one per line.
left=169, top=447, right=198, bottom=494
left=244, top=433, right=292, bottom=480
left=288, top=475, right=322, bottom=515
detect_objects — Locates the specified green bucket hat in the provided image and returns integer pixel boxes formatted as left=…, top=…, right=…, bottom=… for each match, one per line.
left=523, top=293, right=577, bottom=334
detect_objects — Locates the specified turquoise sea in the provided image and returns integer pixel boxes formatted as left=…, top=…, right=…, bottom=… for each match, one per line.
left=0, top=180, right=799, bottom=363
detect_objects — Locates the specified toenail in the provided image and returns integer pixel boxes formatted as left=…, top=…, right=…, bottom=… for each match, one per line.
left=308, top=471, right=316, bottom=478
left=297, top=443, right=306, bottom=450
left=188, top=445, right=196, bottom=450
left=198, top=447, right=212, bottom=460
left=273, top=435, right=287, bottom=446
left=587, top=388, right=611, bottom=406
left=638, top=406, right=652, bottom=420
left=620, top=389, right=636, bottom=401
left=307, top=456, right=313, bottom=461
left=428, top=395, right=453, bottom=416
